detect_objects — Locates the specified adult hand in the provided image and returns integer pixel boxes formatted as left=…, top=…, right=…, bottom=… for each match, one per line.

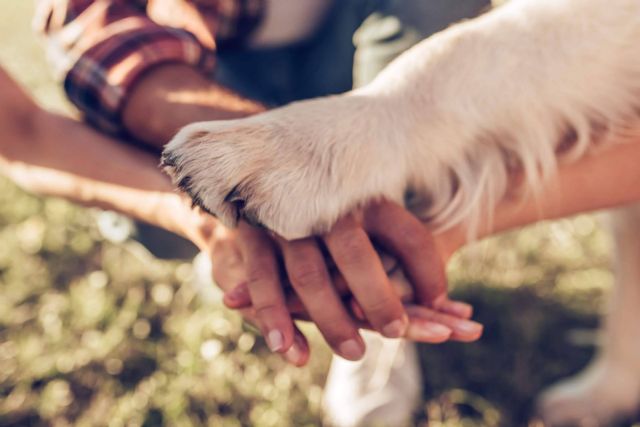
left=209, top=225, right=311, bottom=367
left=221, top=199, right=483, bottom=362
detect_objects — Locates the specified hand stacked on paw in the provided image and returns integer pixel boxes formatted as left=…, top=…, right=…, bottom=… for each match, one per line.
left=207, top=199, right=483, bottom=366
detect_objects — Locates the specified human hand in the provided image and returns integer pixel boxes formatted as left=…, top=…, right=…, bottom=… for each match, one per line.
left=208, top=225, right=311, bottom=366
left=150, top=195, right=312, bottom=366
left=220, top=200, right=483, bottom=363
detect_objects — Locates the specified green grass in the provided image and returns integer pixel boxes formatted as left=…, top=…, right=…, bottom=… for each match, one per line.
left=0, top=2, right=634, bottom=426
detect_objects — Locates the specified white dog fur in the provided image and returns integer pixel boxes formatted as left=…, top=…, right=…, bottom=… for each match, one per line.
left=163, top=0, right=640, bottom=425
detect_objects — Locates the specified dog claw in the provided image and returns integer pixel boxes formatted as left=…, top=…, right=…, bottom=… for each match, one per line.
left=224, top=185, right=243, bottom=204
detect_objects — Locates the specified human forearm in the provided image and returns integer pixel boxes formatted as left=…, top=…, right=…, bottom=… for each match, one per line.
left=438, top=139, right=640, bottom=257
left=0, top=103, right=213, bottom=250
left=122, top=64, right=266, bottom=148
left=490, top=143, right=640, bottom=233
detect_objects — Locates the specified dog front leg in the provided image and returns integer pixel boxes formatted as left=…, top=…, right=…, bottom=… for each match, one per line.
left=539, top=203, right=640, bottom=426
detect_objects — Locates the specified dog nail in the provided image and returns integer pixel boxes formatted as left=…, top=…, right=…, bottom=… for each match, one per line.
left=224, top=185, right=243, bottom=203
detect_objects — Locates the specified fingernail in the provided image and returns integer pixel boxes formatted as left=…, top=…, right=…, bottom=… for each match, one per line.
left=450, top=302, right=473, bottom=318
left=266, top=330, right=284, bottom=352
left=412, top=323, right=452, bottom=340
left=285, top=344, right=302, bottom=365
left=455, top=321, right=483, bottom=335
left=382, top=316, right=408, bottom=338
left=227, top=283, right=249, bottom=299
left=226, top=283, right=248, bottom=301
left=285, top=341, right=304, bottom=366
left=338, top=339, right=364, bottom=360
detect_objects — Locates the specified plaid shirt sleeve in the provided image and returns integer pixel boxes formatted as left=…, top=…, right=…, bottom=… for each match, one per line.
left=34, top=0, right=261, bottom=134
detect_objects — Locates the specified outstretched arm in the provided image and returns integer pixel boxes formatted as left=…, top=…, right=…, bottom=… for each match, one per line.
left=0, top=67, right=214, bottom=250
left=35, top=0, right=265, bottom=149
left=225, top=134, right=640, bottom=354
left=438, top=139, right=640, bottom=259
left=0, top=65, right=319, bottom=364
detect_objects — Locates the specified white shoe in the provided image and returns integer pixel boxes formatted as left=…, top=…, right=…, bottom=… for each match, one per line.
left=323, top=332, right=421, bottom=427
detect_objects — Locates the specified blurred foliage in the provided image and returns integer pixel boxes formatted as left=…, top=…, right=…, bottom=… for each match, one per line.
left=0, top=178, right=328, bottom=427
left=0, top=2, right=638, bottom=427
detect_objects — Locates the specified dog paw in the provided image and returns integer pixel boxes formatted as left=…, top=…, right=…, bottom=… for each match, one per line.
left=162, top=94, right=409, bottom=239
left=537, top=359, right=640, bottom=426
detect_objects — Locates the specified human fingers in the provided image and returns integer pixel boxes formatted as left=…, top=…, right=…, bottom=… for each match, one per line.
left=405, top=305, right=483, bottom=342
left=278, top=236, right=365, bottom=361
left=363, top=200, right=448, bottom=306
left=348, top=300, right=480, bottom=342
left=323, top=215, right=408, bottom=339
left=282, top=325, right=310, bottom=367
left=236, top=221, right=295, bottom=353
left=364, top=200, right=473, bottom=319
left=209, top=227, right=310, bottom=365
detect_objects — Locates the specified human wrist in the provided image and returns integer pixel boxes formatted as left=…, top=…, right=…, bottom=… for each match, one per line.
left=432, top=227, right=465, bottom=264
left=0, top=102, right=44, bottom=161
left=157, top=192, right=217, bottom=251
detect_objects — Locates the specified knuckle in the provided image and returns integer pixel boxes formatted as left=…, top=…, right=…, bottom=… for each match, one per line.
left=253, top=301, right=284, bottom=319
left=331, top=230, right=370, bottom=263
left=363, top=296, right=399, bottom=322
left=245, top=257, right=275, bottom=283
left=334, top=229, right=366, bottom=251
left=396, top=224, right=427, bottom=253
left=289, top=262, right=328, bottom=292
left=318, top=318, right=357, bottom=342
left=246, top=275, right=277, bottom=294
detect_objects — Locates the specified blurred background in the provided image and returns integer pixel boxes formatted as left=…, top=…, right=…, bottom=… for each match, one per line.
left=0, top=2, right=635, bottom=426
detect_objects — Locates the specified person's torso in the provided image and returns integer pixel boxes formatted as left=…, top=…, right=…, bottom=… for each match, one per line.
left=248, top=0, right=335, bottom=47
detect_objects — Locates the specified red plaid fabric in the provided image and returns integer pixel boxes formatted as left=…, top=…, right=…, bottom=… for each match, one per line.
left=35, top=0, right=265, bottom=133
